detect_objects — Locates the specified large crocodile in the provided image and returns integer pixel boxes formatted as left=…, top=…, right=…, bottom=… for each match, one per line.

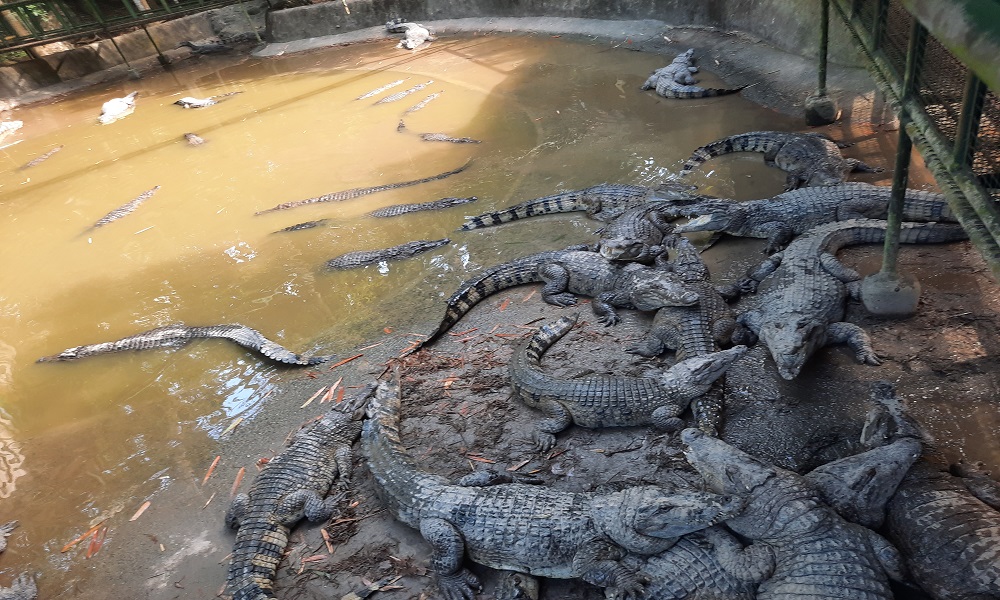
left=677, top=131, right=882, bottom=190
left=681, top=427, right=905, bottom=600
left=510, top=313, right=746, bottom=450
left=733, top=218, right=968, bottom=379
left=225, top=383, right=376, bottom=600
left=255, top=160, right=471, bottom=214
left=362, top=377, right=747, bottom=600
left=417, top=248, right=700, bottom=349
left=367, top=196, right=477, bottom=218
left=324, top=239, right=450, bottom=270
left=594, top=204, right=680, bottom=265
left=673, top=182, right=957, bottom=252
left=459, top=183, right=707, bottom=231
left=640, top=49, right=744, bottom=99
left=36, top=324, right=334, bottom=366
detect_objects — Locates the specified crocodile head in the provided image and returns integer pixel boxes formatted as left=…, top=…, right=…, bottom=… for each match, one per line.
left=805, top=165, right=850, bottom=187
left=659, top=345, right=747, bottom=402
left=626, top=269, right=700, bottom=310
left=757, top=314, right=827, bottom=379
left=593, top=485, right=746, bottom=554
left=673, top=212, right=731, bottom=234
left=681, top=428, right=776, bottom=496
left=598, top=237, right=653, bottom=262
left=669, top=237, right=710, bottom=281
left=36, top=346, right=84, bottom=362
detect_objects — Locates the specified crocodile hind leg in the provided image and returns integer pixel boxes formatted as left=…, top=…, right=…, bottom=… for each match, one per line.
left=690, top=383, right=725, bottom=437
left=225, top=493, right=250, bottom=529
left=532, top=400, right=573, bottom=452
left=494, top=570, right=540, bottom=600
left=951, top=461, right=1000, bottom=509
left=276, top=488, right=344, bottom=524
left=862, top=527, right=906, bottom=582
left=420, top=518, right=482, bottom=600
left=701, top=526, right=775, bottom=584
left=573, top=538, right=647, bottom=600
left=537, top=263, right=578, bottom=307
left=846, top=158, right=884, bottom=173
left=826, top=322, right=881, bottom=366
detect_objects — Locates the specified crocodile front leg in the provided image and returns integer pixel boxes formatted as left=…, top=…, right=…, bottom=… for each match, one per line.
left=690, top=384, right=724, bottom=437
left=862, top=527, right=906, bottom=582
left=538, top=263, right=578, bottom=307
left=420, top=517, right=482, bottom=600
left=701, top=527, right=775, bottom=584
left=819, top=252, right=861, bottom=283
left=532, top=399, right=573, bottom=452
left=846, top=157, right=884, bottom=173
left=333, top=445, right=353, bottom=490
left=573, top=538, right=647, bottom=600
left=755, top=221, right=794, bottom=254
left=732, top=310, right=762, bottom=346
left=826, top=322, right=880, bottom=366
left=952, top=461, right=1000, bottom=509
left=593, top=292, right=623, bottom=326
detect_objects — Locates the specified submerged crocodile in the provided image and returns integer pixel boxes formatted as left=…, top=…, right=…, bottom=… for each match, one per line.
left=681, top=428, right=905, bottom=600
left=733, top=219, right=967, bottom=379
left=374, top=80, right=433, bottom=104
left=355, top=78, right=407, bottom=101
left=417, top=248, right=700, bottom=349
left=255, top=160, right=471, bottom=214
left=367, top=196, right=477, bottom=218
left=640, top=49, right=744, bottom=99
left=88, top=185, right=160, bottom=229
left=173, top=91, right=242, bottom=108
left=398, top=120, right=480, bottom=144
left=19, top=145, right=62, bottom=169
left=225, top=383, right=375, bottom=600
left=362, top=377, right=747, bottom=600
left=673, top=182, right=956, bottom=252
left=37, top=324, right=334, bottom=366
left=459, top=183, right=706, bottom=231
left=184, top=132, right=206, bottom=146
left=677, top=131, right=882, bottom=190
left=324, top=239, right=450, bottom=270
left=510, top=313, right=746, bottom=450
left=0, top=521, right=16, bottom=553
left=403, top=92, right=442, bottom=114
left=272, top=219, right=329, bottom=233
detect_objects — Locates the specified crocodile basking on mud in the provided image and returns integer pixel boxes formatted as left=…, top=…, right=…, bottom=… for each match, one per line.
left=510, top=313, right=746, bottom=450
left=417, top=248, right=700, bottom=349
left=367, top=196, right=477, bottom=218
left=459, top=183, right=707, bottom=231
left=673, top=182, right=957, bottom=252
left=362, top=377, right=747, bottom=600
left=677, top=131, right=882, bottom=190
left=324, top=239, right=450, bottom=270
left=225, top=383, right=375, bottom=600
left=594, top=204, right=680, bottom=264
left=733, top=219, right=968, bottom=380
left=640, top=49, right=744, bottom=99
left=37, top=324, right=334, bottom=366
left=681, top=427, right=906, bottom=600
left=255, top=160, right=471, bottom=214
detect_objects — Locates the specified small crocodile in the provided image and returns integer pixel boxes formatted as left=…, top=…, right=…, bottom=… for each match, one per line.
left=375, top=80, right=433, bottom=104
left=510, top=313, right=746, bottom=450
left=89, top=185, right=161, bottom=229
left=355, top=78, right=407, bottom=101
left=225, top=383, right=376, bottom=600
left=403, top=92, right=442, bottom=114
left=177, top=39, right=229, bottom=54
left=681, top=428, right=905, bottom=600
left=19, top=145, right=62, bottom=169
left=271, top=219, right=329, bottom=233
left=459, top=183, right=706, bottom=230
left=362, top=377, right=747, bottom=600
left=673, top=182, right=957, bottom=252
left=418, top=248, right=700, bottom=348
left=595, top=204, right=679, bottom=264
left=677, top=131, right=882, bottom=190
left=173, top=91, right=242, bottom=108
left=324, top=238, right=450, bottom=270
left=397, top=120, right=481, bottom=144
left=367, top=196, right=477, bottom=218
left=255, top=160, right=471, bottom=214
left=37, top=324, right=334, bottom=366
left=734, top=219, right=968, bottom=379
left=640, top=49, right=744, bottom=99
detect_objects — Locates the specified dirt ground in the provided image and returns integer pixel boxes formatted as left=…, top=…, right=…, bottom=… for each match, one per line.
left=16, top=17, right=1000, bottom=600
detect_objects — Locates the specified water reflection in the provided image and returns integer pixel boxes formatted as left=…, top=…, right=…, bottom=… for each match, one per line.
left=195, top=359, right=278, bottom=439
left=0, top=407, right=26, bottom=498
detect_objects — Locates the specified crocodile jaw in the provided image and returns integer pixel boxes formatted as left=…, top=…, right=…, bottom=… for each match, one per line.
left=680, top=428, right=776, bottom=496
left=673, top=212, right=730, bottom=234
left=758, top=317, right=826, bottom=380
left=660, top=345, right=747, bottom=399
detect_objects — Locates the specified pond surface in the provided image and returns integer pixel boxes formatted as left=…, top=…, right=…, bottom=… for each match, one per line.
left=0, top=33, right=900, bottom=592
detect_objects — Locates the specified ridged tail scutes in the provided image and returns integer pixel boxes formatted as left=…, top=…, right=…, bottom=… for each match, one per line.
left=460, top=194, right=590, bottom=230
left=227, top=519, right=286, bottom=600
left=679, top=132, right=785, bottom=177
left=525, top=314, right=580, bottom=363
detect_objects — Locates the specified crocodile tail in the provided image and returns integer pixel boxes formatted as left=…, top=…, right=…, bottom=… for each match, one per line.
left=524, top=314, right=579, bottom=363
left=459, top=192, right=593, bottom=230
left=190, top=324, right=335, bottom=366
left=900, top=192, right=956, bottom=223
left=227, top=522, right=286, bottom=600
left=658, top=85, right=745, bottom=99
left=678, top=132, right=787, bottom=177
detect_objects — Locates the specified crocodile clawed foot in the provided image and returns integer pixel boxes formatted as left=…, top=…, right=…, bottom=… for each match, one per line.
left=598, top=314, right=620, bottom=327
left=857, top=350, right=882, bottom=366
left=533, top=432, right=557, bottom=453
left=604, top=571, right=649, bottom=600
left=437, top=569, right=481, bottom=600
left=547, top=293, right=578, bottom=307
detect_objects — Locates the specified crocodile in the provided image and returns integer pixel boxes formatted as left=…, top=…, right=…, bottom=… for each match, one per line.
left=403, top=92, right=442, bottom=114
left=177, top=39, right=229, bottom=54
left=324, top=238, right=450, bottom=270
left=255, top=160, right=471, bottom=214
left=0, top=573, right=36, bottom=600
left=677, top=131, right=882, bottom=190
left=88, top=185, right=161, bottom=229
left=0, top=521, right=15, bottom=553
left=733, top=218, right=968, bottom=379
left=183, top=132, right=205, bottom=146
left=36, top=323, right=334, bottom=366
left=362, top=377, right=747, bottom=600
left=681, top=427, right=905, bottom=600
left=595, top=204, right=679, bottom=265
left=417, top=248, right=701, bottom=349
left=459, top=183, right=707, bottom=231
left=374, top=80, right=433, bottom=104
left=225, top=383, right=376, bottom=600
left=97, top=91, right=137, bottom=125
left=367, top=196, right=477, bottom=218
left=510, top=312, right=747, bottom=450
left=19, top=145, right=62, bottom=169
left=397, top=120, right=481, bottom=144
left=173, top=91, right=242, bottom=108
left=355, top=78, right=407, bottom=101
left=673, top=182, right=957, bottom=253
left=271, top=218, right=329, bottom=233
left=640, top=49, right=745, bottom=99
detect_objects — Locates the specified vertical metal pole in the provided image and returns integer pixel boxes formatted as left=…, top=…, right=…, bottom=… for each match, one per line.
left=871, top=0, right=888, bottom=51
left=141, top=23, right=169, bottom=66
left=107, top=29, right=137, bottom=74
left=953, top=72, right=987, bottom=169
left=881, top=18, right=927, bottom=276
left=237, top=0, right=261, bottom=43
left=818, top=0, right=829, bottom=96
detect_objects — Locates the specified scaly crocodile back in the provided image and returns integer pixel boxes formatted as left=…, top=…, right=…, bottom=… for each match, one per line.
left=90, top=185, right=161, bottom=228
left=367, top=196, right=477, bottom=218
left=459, top=184, right=654, bottom=230
left=324, top=239, right=450, bottom=270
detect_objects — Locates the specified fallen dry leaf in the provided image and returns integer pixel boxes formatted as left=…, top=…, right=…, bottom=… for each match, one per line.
left=129, top=501, right=151, bottom=522
left=202, top=456, right=221, bottom=485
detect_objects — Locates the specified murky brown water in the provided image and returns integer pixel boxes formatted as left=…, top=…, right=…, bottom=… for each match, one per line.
left=0, top=34, right=862, bottom=587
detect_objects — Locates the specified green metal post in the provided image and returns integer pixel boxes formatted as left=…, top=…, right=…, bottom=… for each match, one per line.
left=818, top=0, right=829, bottom=96
left=871, top=0, right=888, bottom=51
left=107, top=31, right=136, bottom=71
left=141, top=23, right=168, bottom=66
left=953, top=72, right=987, bottom=169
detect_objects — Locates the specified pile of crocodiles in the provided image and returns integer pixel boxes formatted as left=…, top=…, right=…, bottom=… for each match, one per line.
left=21, top=47, right=994, bottom=600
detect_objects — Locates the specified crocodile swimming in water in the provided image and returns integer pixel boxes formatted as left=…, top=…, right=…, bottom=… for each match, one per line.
left=324, top=239, right=450, bottom=270
left=673, top=182, right=957, bottom=253
left=173, top=91, right=242, bottom=108
left=403, top=91, right=442, bottom=114
left=88, top=185, right=161, bottom=229
left=677, top=131, right=882, bottom=190
left=255, top=160, right=472, bottom=214
left=367, top=196, right=477, bottom=218
left=640, top=49, right=745, bottom=99
left=0, top=521, right=36, bottom=600
left=355, top=78, right=408, bottom=101
left=225, top=383, right=375, bottom=600
left=397, top=120, right=481, bottom=144
left=733, top=219, right=968, bottom=380
left=19, top=145, right=62, bottom=169
left=374, top=80, right=433, bottom=104
left=362, top=376, right=747, bottom=600
left=510, top=313, right=746, bottom=450
left=416, top=247, right=700, bottom=350
left=272, top=219, right=329, bottom=233
left=37, top=324, right=334, bottom=366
